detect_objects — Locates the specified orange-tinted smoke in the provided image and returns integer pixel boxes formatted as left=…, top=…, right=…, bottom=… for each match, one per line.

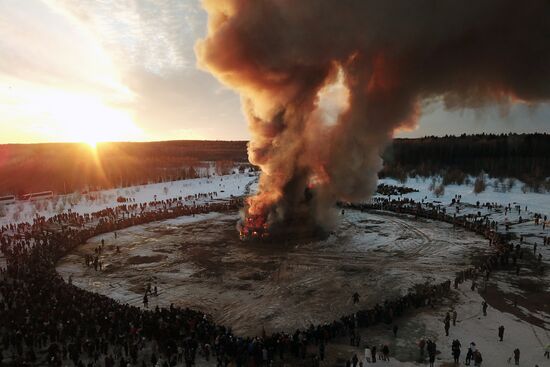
left=196, top=0, right=550, bottom=228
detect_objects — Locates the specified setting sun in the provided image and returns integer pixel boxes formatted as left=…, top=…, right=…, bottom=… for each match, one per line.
left=15, top=89, right=143, bottom=144
left=44, top=92, right=142, bottom=144
left=85, top=140, right=98, bottom=149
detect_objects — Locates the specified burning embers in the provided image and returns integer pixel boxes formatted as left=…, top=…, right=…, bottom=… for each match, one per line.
left=238, top=186, right=330, bottom=243
left=237, top=193, right=274, bottom=241
left=238, top=212, right=270, bottom=241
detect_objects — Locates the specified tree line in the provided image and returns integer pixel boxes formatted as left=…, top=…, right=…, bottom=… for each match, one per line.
left=0, top=134, right=547, bottom=196
left=0, top=141, right=248, bottom=196
left=381, top=133, right=549, bottom=190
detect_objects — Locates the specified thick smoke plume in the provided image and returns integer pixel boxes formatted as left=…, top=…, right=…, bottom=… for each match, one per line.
left=196, top=0, right=550, bottom=231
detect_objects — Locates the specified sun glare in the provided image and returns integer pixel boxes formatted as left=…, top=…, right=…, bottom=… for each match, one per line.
left=85, top=140, right=98, bottom=149
left=19, top=89, right=143, bottom=145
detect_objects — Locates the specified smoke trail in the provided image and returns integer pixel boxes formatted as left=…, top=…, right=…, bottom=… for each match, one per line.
left=196, top=0, right=550, bottom=230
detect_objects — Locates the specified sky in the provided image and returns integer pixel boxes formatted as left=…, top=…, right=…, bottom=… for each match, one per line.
left=0, top=0, right=549, bottom=145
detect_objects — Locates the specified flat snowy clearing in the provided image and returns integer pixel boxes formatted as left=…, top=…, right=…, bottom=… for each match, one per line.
left=57, top=210, right=489, bottom=335
left=6, top=171, right=548, bottom=367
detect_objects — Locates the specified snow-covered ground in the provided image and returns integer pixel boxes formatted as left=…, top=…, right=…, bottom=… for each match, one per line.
left=0, top=172, right=258, bottom=226
left=323, top=177, right=550, bottom=367
left=328, top=284, right=550, bottom=367
left=378, top=176, right=550, bottom=216
left=4, top=170, right=550, bottom=366
left=57, top=210, right=490, bottom=335
left=2, top=172, right=547, bottom=227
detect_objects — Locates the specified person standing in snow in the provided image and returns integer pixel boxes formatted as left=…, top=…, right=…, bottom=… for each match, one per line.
left=498, top=325, right=504, bottom=341
left=382, top=345, right=389, bottom=361
left=452, top=339, right=461, bottom=364
left=473, top=350, right=482, bottom=366
left=465, top=346, right=473, bottom=366
left=466, top=342, right=476, bottom=366
left=444, top=318, right=450, bottom=336
left=452, top=310, right=457, bottom=326
left=513, top=348, right=520, bottom=365
left=427, top=340, right=436, bottom=367
left=418, top=338, right=426, bottom=361
left=482, top=301, right=488, bottom=316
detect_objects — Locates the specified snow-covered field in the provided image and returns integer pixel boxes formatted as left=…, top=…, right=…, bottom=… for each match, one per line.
left=4, top=171, right=550, bottom=366
left=378, top=176, right=550, bottom=216
left=57, top=210, right=490, bottom=335
left=328, top=284, right=550, bottom=367
left=0, top=172, right=258, bottom=226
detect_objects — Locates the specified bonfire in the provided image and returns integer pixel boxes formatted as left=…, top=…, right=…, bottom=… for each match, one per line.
left=239, top=212, right=270, bottom=241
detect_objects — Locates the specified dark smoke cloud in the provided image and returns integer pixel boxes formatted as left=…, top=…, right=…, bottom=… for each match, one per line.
left=196, top=0, right=550, bottom=229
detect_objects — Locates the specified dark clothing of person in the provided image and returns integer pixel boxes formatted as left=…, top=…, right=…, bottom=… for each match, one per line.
left=513, top=348, right=520, bottom=365
left=465, top=348, right=473, bottom=366
left=453, top=348, right=460, bottom=363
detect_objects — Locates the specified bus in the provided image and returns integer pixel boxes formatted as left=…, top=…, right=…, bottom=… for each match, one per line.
left=0, top=195, right=16, bottom=206
left=21, top=191, right=54, bottom=201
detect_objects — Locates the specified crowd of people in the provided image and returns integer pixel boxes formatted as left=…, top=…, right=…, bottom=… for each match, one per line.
left=0, top=189, right=545, bottom=366
left=342, top=197, right=546, bottom=366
